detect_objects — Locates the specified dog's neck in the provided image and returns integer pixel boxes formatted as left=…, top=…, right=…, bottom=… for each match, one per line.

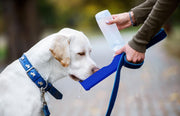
left=24, top=36, right=69, bottom=83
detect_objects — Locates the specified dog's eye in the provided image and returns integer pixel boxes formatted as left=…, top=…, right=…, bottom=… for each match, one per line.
left=77, top=52, right=85, bottom=56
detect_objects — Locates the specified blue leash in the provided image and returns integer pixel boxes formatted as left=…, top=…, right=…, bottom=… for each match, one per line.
left=79, top=29, right=167, bottom=91
left=105, top=53, right=142, bottom=116
left=105, top=29, right=167, bottom=116
left=80, top=29, right=167, bottom=116
left=105, top=53, right=124, bottom=116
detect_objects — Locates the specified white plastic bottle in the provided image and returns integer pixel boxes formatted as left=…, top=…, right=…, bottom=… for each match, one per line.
left=95, top=10, right=125, bottom=51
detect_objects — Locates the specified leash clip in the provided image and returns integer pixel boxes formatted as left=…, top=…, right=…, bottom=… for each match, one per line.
left=41, top=87, right=50, bottom=116
left=42, top=81, right=48, bottom=90
left=41, top=88, right=46, bottom=104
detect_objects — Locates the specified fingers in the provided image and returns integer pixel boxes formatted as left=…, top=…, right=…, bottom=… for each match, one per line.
left=138, top=55, right=145, bottom=63
left=106, top=14, right=120, bottom=24
left=114, top=46, right=125, bottom=56
left=113, top=44, right=145, bottom=64
left=106, top=18, right=117, bottom=25
left=126, top=54, right=141, bottom=63
left=126, top=54, right=133, bottom=62
left=126, top=54, right=144, bottom=64
left=125, top=44, right=145, bottom=64
left=106, top=13, right=132, bottom=30
left=126, top=53, right=145, bottom=64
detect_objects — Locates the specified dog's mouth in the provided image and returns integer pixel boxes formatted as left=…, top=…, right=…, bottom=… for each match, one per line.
left=69, top=74, right=83, bottom=82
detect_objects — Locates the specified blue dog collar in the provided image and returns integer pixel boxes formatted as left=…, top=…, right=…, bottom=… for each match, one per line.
left=19, top=54, right=63, bottom=100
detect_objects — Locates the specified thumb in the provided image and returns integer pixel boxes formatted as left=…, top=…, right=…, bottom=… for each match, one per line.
left=106, top=18, right=118, bottom=25
left=114, top=46, right=125, bottom=56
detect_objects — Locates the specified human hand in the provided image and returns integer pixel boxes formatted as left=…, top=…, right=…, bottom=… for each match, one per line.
left=106, top=11, right=135, bottom=30
left=115, top=44, right=145, bottom=63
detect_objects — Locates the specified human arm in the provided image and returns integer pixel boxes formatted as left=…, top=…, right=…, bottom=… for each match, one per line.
left=131, top=0, right=157, bottom=26
left=129, top=0, right=180, bottom=53
left=107, top=0, right=157, bottom=29
left=108, top=0, right=179, bottom=63
left=106, top=12, right=134, bottom=30
left=107, top=0, right=157, bottom=63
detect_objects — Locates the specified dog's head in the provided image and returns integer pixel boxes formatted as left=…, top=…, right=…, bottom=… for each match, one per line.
left=50, top=28, right=99, bottom=81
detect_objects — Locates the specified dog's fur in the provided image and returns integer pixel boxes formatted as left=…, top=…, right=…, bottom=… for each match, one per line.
left=0, top=28, right=98, bottom=116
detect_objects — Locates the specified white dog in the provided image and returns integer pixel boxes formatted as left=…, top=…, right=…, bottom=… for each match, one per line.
left=0, top=28, right=98, bottom=116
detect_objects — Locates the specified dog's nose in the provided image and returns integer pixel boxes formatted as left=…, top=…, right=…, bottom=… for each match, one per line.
left=92, top=67, right=99, bottom=73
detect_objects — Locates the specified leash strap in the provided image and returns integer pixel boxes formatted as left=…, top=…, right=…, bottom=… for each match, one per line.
left=105, top=53, right=142, bottom=116
left=41, top=88, right=50, bottom=116
left=79, top=29, right=167, bottom=91
left=105, top=53, right=124, bottom=116
left=105, top=29, right=167, bottom=116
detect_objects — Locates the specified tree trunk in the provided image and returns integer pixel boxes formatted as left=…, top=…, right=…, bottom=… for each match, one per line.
left=1, top=0, right=40, bottom=63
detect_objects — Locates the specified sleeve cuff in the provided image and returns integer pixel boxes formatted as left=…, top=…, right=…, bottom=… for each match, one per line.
left=128, top=39, right=146, bottom=53
left=131, top=8, right=145, bottom=26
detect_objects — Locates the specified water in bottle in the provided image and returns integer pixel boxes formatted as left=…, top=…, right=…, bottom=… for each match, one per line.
left=95, top=10, right=125, bottom=51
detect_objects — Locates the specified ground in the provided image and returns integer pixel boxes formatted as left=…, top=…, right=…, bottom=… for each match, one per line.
left=0, top=32, right=180, bottom=116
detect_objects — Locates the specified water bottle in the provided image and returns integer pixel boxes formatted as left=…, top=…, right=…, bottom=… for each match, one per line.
left=95, top=10, right=125, bottom=51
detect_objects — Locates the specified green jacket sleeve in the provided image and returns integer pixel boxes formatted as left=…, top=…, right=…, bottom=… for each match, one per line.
left=129, top=0, right=179, bottom=53
left=131, top=0, right=157, bottom=25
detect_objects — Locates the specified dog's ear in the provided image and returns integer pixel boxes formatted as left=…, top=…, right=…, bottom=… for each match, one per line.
left=50, top=35, right=71, bottom=67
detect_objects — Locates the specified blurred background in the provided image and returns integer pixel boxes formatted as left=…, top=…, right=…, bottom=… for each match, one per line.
left=0, top=0, right=179, bottom=64
left=0, top=0, right=180, bottom=116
